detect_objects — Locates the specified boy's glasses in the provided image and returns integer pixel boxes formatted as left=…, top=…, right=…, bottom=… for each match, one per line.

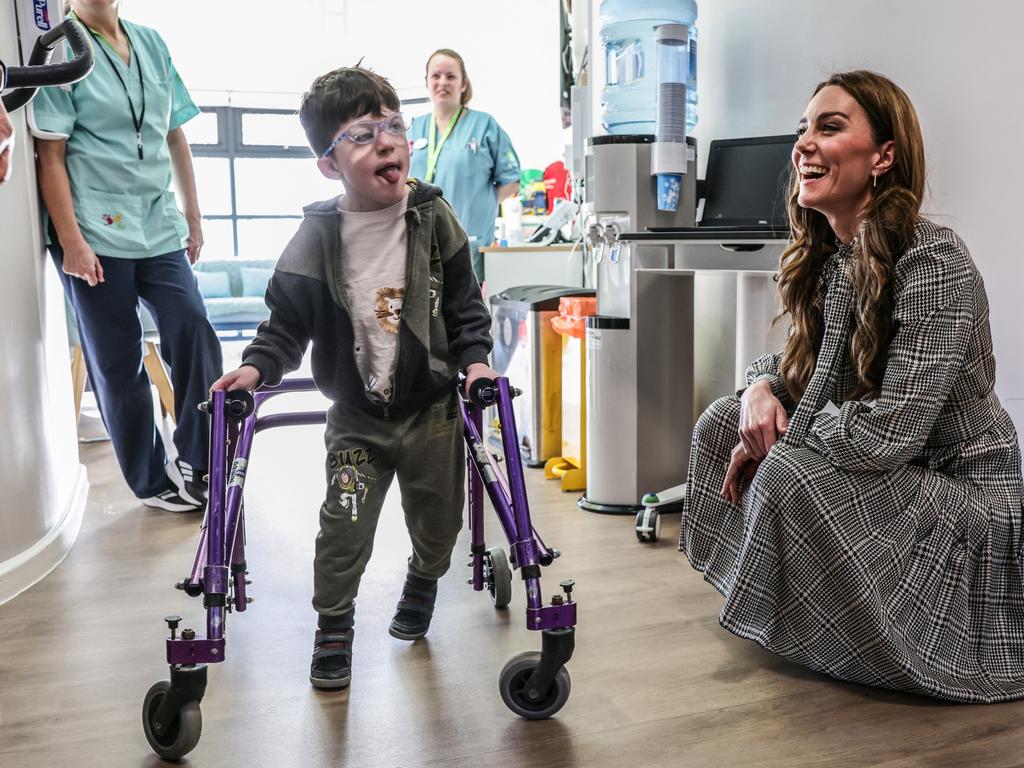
left=321, top=114, right=410, bottom=157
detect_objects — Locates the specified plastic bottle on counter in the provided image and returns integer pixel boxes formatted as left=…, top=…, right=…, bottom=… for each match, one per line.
left=501, top=196, right=523, bottom=245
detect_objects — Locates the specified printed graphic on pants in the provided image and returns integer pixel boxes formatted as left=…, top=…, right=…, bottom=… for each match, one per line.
left=429, top=396, right=458, bottom=438
left=329, top=453, right=375, bottom=523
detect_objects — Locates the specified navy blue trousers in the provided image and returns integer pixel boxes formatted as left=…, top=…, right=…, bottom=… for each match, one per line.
left=50, top=242, right=223, bottom=498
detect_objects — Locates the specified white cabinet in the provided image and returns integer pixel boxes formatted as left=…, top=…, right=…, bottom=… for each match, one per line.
left=481, top=245, right=584, bottom=300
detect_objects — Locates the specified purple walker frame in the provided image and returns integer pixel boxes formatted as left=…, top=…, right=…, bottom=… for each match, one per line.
left=144, top=376, right=577, bottom=759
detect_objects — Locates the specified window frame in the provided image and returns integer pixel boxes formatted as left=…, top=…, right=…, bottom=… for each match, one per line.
left=189, top=106, right=313, bottom=257
left=188, top=100, right=428, bottom=257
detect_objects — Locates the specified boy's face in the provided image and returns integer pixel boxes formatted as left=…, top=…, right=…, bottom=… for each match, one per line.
left=317, top=110, right=410, bottom=212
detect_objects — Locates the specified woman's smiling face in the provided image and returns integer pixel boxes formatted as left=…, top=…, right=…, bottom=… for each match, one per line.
left=426, top=54, right=465, bottom=110
left=793, top=85, right=891, bottom=236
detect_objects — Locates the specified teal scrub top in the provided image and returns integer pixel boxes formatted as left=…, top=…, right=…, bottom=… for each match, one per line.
left=408, top=109, right=520, bottom=254
left=30, top=14, right=200, bottom=258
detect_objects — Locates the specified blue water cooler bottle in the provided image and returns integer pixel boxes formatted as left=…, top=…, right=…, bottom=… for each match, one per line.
left=599, top=0, right=698, bottom=135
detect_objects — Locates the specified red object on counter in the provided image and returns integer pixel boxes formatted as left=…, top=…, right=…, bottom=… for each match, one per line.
left=543, top=161, right=569, bottom=214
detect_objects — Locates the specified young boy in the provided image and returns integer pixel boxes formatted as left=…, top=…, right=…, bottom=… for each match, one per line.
left=210, top=65, right=497, bottom=690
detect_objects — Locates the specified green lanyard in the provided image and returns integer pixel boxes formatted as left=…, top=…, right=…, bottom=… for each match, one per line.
left=425, top=106, right=463, bottom=183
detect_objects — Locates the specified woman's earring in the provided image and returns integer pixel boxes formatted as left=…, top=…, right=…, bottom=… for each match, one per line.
left=872, top=172, right=877, bottom=189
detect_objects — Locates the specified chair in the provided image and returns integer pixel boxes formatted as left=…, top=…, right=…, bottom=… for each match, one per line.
left=66, top=299, right=176, bottom=425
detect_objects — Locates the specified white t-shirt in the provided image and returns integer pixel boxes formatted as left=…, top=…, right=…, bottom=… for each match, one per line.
left=338, top=194, right=408, bottom=403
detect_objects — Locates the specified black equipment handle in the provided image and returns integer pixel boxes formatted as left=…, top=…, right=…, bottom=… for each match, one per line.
left=468, top=377, right=497, bottom=407
left=461, top=375, right=521, bottom=407
left=2, top=19, right=95, bottom=112
left=197, top=390, right=256, bottom=420
left=224, top=390, right=256, bottom=419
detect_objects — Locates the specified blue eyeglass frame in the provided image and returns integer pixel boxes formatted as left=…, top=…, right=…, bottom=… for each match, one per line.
left=320, top=114, right=410, bottom=158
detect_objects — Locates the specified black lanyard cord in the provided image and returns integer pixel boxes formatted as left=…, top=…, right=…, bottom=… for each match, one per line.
left=88, top=23, right=146, bottom=160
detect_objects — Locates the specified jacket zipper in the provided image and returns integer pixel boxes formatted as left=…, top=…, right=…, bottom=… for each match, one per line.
left=391, top=203, right=419, bottom=412
left=327, top=189, right=425, bottom=423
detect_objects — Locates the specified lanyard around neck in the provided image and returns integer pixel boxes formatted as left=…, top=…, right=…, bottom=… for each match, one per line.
left=425, top=106, right=463, bottom=183
left=86, top=22, right=146, bottom=160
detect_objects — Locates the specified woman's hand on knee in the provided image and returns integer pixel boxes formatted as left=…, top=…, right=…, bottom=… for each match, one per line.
left=721, top=442, right=760, bottom=505
left=210, top=364, right=261, bottom=392
left=739, top=379, right=788, bottom=459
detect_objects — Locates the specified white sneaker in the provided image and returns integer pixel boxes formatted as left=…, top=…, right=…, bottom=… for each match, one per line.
left=142, top=486, right=203, bottom=513
left=173, top=458, right=208, bottom=507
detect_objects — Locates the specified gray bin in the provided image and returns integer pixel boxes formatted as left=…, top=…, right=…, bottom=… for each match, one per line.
left=580, top=269, right=694, bottom=513
left=489, top=285, right=595, bottom=466
left=582, top=316, right=636, bottom=506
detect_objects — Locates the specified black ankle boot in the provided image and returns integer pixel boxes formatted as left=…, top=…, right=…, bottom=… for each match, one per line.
left=388, top=573, right=437, bottom=641
left=310, top=611, right=354, bottom=689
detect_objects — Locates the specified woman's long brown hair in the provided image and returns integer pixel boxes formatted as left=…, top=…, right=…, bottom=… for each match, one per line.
left=778, top=70, right=926, bottom=401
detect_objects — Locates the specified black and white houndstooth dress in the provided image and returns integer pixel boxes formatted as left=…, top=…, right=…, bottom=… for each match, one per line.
left=680, top=218, right=1024, bottom=702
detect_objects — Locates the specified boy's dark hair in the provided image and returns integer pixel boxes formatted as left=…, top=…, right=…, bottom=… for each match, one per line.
left=298, top=65, right=401, bottom=156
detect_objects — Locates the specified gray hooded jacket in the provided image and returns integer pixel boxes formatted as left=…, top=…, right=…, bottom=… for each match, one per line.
left=242, top=180, right=492, bottom=419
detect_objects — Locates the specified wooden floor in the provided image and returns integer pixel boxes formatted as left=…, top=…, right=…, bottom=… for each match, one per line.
left=3, top=402, right=1024, bottom=767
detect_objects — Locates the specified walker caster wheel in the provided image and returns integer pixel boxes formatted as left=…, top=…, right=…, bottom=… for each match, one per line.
left=142, top=680, right=203, bottom=760
left=483, top=546, right=512, bottom=609
left=635, top=506, right=660, bottom=543
left=499, top=651, right=571, bottom=720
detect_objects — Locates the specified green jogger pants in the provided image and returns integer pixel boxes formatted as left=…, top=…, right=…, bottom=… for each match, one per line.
left=313, top=391, right=465, bottom=617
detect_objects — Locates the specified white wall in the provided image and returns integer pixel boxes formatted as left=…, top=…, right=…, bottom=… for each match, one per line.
left=0, top=0, right=563, bottom=601
left=0, top=2, right=88, bottom=604
left=687, top=0, right=1024, bottom=406
left=585, top=0, right=1024, bottom=404
left=127, top=0, right=565, bottom=172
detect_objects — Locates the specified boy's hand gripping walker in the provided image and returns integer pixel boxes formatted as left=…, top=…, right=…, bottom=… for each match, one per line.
left=141, top=376, right=577, bottom=761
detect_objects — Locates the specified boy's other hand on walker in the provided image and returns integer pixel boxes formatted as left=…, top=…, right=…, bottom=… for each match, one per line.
left=464, top=362, right=500, bottom=397
left=210, top=365, right=261, bottom=393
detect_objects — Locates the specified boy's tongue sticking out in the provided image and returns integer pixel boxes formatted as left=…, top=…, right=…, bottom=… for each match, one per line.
left=377, top=163, right=402, bottom=184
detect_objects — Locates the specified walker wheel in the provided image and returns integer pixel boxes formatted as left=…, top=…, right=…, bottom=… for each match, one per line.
left=498, top=651, right=571, bottom=720
left=483, top=547, right=513, bottom=609
left=142, top=680, right=203, bottom=760
left=635, top=507, right=661, bottom=543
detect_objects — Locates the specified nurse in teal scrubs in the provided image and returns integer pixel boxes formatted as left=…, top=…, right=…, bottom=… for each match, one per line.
left=33, top=0, right=222, bottom=513
left=408, top=49, right=521, bottom=282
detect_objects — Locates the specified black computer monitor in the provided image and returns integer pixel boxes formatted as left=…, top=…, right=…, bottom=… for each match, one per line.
left=700, top=134, right=796, bottom=229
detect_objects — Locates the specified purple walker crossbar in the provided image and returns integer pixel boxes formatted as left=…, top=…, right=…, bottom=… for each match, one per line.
left=144, top=376, right=577, bottom=759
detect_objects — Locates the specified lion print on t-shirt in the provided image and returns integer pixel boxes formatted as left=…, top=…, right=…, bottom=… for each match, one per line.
left=375, top=287, right=405, bottom=333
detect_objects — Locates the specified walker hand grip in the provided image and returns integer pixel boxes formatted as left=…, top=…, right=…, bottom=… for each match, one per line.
left=2, top=19, right=95, bottom=112
left=224, top=390, right=255, bottom=419
left=468, top=377, right=496, bottom=407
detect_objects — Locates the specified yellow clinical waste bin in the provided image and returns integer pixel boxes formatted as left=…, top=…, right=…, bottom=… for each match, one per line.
left=544, top=295, right=597, bottom=491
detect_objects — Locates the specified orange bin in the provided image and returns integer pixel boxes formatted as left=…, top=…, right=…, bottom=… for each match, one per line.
left=544, top=296, right=598, bottom=492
